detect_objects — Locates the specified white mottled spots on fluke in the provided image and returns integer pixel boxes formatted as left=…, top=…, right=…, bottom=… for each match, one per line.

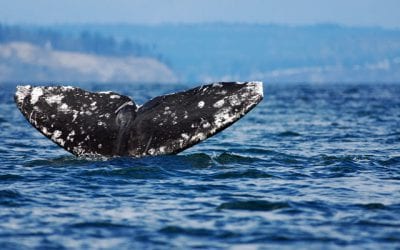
left=60, top=103, right=69, bottom=111
left=51, top=130, right=65, bottom=146
left=15, top=81, right=263, bottom=158
left=72, top=111, right=79, bottom=122
left=202, top=121, right=211, bottom=128
left=46, top=95, right=64, bottom=105
left=41, top=127, right=51, bottom=136
left=181, top=133, right=190, bottom=140
left=53, top=130, right=62, bottom=138
left=198, top=101, right=205, bottom=108
left=191, top=132, right=206, bottom=142
left=213, top=99, right=225, bottom=108
left=212, top=83, right=223, bottom=87
left=67, top=130, right=75, bottom=142
left=30, top=87, right=43, bottom=105
left=15, top=85, right=31, bottom=104
left=228, top=95, right=241, bottom=106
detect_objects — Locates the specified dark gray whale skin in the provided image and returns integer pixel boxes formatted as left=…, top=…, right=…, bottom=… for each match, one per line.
left=15, top=82, right=263, bottom=157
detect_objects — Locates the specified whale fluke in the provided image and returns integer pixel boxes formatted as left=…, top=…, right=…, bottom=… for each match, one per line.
left=15, top=82, right=263, bottom=157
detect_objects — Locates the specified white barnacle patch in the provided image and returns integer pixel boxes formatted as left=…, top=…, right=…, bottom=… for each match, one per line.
left=30, top=87, right=44, bottom=105
left=212, top=83, right=223, bottom=88
left=46, top=94, right=64, bottom=105
left=61, top=86, right=74, bottom=90
left=51, top=130, right=65, bottom=146
left=159, top=146, right=166, bottom=153
left=41, top=127, right=51, bottom=136
left=198, top=101, right=205, bottom=108
left=98, top=144, right=103, bottom=149
left=181, top=133, right=190, bottom=140
left=97, top=121, right=105, bottom=126
left=202, top=121, right=211, bottom=128
left=72, top=110, right=79, bottom=122
left=53, top=130, right=62, bottom=138
left=59, top=103, right=69, bottom=111
left=148, top=148, right=155, bottom=155
left=213, top=107, right=236, bottom=128
left=15, top=85, right=32, bottom=104
left=110, top=95, right=120, bottom=99
left=178, top=139, right=184, bottom=148
left=67, top=130, right=75, bottom=142
left=90, top=102, right=97, bottom=111
left=213, top=99, right=225, bottom=108
left=228, top=95, right=241, bottom=106
left=191, top=133, right=206, bottom=142
left=245, top=81, right=264, bottom=97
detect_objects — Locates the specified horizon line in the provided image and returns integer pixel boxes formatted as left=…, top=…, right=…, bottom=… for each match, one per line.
left=1, top=21, right=400, bottom=31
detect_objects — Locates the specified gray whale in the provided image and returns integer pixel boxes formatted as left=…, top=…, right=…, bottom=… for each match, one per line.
left=15, top=82, right=263, bottom=157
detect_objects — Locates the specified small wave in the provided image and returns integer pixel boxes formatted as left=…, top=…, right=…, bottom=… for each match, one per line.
left=378, top=156, right=400, bottom=167
left=0, top=189, right=22, bottom=199
left=277, top=131, right=302, bottom=137
left=355, top=203, right=386, bottom=210
left=211, top=169, right=274, bottom=179
left=70, top=221, right=133, bottom=229
left=24, top=156, right=92, bottom=168
left=0, top=174, right=23, bottom=181
left=235, top=148, right=280, bottom=155
left=159, top=225, right=214, bottom=236
left=214, top=152, right=260, bottom=165
left=181, top=153, right=213, bottom=168
left=355, top=220, right=400, bottom=228
left=0, top=117, right=7, bottom=124
left=0, top=189, right=29, bottom=207
left=83, top=166, right=171, bottom=180
left=218, top=200, right=290, bottom=211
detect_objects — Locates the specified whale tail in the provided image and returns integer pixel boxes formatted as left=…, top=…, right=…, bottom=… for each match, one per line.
left=15, top=82, right=263, bottom=157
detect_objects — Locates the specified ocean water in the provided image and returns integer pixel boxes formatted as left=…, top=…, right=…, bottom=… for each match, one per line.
left=0, top=82, right=399, bottom=249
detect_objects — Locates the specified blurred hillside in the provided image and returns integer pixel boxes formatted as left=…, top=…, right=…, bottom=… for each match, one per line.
left=0, top=24, right=176, bottom=83
left=1, top=23, right=400, bottom=83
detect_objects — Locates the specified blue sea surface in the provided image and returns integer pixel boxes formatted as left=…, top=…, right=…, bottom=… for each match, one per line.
left=0, top=82, right=399, bottom=249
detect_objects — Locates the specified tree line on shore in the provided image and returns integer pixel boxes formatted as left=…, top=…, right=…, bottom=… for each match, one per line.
left=0, top=23, right=160, bottom=59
